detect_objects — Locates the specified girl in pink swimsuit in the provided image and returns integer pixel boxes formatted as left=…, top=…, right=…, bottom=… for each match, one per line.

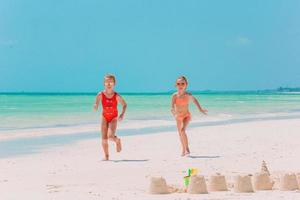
left=94, top=74, right=127, bottom=161
left=171, top=76, right=208, bottom=156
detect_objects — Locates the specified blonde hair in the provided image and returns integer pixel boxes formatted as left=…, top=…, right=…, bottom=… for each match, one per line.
left=104, top=74, right=116, bottom=84
left=176, top=75, right=188, bottom=85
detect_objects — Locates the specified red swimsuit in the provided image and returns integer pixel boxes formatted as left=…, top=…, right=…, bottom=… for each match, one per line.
left=101, top=92, right=118, bottom=122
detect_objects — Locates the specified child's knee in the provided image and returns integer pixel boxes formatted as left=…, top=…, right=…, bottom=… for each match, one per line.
left=102, top=139, right=108, bottom=146
left=101, top=131, right=108, bottom=139
left=179, top=131, right=186, bottom=137
left=102, top=136, right=108, bottom=142
left=180, top=128, right=186, bottom=133
left=108, top=135, right=117, bottom=141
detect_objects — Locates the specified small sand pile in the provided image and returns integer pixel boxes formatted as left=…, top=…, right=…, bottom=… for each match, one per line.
left=149, top=177, right=169, bottom=194
left=208, top=173, right=228, bottom=191
left=234, top=175, right=254, bottom=193
left=261, top=160, right=270, bottom=175
left=279, top=173, right=299, bottom=191
left=253, top=173, right=274, bottom=190
left=187, top=175, right=208, bottom=194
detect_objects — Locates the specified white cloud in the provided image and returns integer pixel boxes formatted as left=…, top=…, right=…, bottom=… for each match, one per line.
left=236, top=37, right=251, bottom=45
left=227, top=36, right=252, bottom=46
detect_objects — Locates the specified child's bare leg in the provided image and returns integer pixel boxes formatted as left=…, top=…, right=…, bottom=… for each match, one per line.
left=101, top=118, right=109, bottom=160
left=176, top=119, right=186, bottom=156
left=108, top=118, right=122, bottom=152
left=182, top=116, right=191, bottom=154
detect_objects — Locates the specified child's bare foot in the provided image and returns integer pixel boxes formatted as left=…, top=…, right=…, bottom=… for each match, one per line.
left=116, top=138, right=122, bottom=152
left=186, top=148, right=190, bottom=155
left=181, top=150, right=190, bottom=157
left=102, top=155, right=109, bottom=161
left=181, top=151, right=186, bottom=157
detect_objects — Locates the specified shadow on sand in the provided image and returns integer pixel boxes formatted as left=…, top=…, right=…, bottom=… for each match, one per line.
left=111, top=159, right=149, bottom=163
left=188, top=155, right=221, bottom=159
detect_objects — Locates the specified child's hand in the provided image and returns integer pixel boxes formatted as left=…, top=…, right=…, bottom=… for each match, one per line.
left=118, top=113, right=124, bottom=121
left=201, top=109, right=208, bottom=115
left=171, top=108, right=176, bottom=117
left=93, top=104, right=98, bottom=112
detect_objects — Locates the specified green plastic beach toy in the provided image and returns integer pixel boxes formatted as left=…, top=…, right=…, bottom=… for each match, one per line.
left=183, top=176, right=190, bottom=186
left=183, top=168, right=199, bottom=186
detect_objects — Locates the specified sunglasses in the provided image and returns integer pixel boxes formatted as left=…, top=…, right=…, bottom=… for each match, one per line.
left=176, top=82, right=186, bottom=86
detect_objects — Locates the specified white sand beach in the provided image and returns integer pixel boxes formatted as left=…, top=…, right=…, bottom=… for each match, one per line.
left=1, top=118, right=300, bottom=200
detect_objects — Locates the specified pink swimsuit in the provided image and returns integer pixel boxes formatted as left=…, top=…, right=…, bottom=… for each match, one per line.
left=175, top=94, right=191, bottom=120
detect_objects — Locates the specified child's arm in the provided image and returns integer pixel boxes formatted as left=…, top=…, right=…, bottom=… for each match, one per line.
left=171, top=94, right=176, bottom=116
left=117, top=94, right=127, bottom=121
left=93, top=92, right=102, bottom=111
left=190, top=94, right=208, bottom=115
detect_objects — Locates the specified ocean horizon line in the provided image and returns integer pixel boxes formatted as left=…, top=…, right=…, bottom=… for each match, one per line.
left=0, top=88, right=299, bottom=95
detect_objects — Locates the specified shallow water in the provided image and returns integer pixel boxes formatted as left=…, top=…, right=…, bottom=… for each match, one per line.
left=1, top=92, right=300, bottom=131
left=1, top=92, right=300, bottom=157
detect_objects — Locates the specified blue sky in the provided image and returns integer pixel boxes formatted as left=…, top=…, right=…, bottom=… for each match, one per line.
left=1, top=0, right=300, bottom=92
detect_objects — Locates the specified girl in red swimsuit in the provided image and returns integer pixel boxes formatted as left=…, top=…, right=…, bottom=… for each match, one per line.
left=171, top=76, right=208, bottom=156
left=94, top=74, right=127, bottom=161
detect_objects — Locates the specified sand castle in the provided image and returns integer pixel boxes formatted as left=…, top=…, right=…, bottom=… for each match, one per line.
left=234, top=175, right=254, bottom=193
left=208, top=173, right=228, bottom=191
left=187, top=175, right=208, bottom=194
left=149, top=177, right=169, bottom=194
left=148, top=162, right=300, bottom=195
left=253, top=161, right=274, bottom=190
left=253, top=173, right=274, bottom=190
left=279, top=173, right=299, bottom=191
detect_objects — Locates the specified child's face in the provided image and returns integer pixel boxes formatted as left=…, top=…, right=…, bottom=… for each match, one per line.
left=176, top=79, right=187, bottom=91
left=104, top=78, right=115, bottom=90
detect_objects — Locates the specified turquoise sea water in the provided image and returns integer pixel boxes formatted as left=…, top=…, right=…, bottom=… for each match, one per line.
left=1, top=92, right=300, bottom=157
left=1, top=92, right=300, bottom=131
